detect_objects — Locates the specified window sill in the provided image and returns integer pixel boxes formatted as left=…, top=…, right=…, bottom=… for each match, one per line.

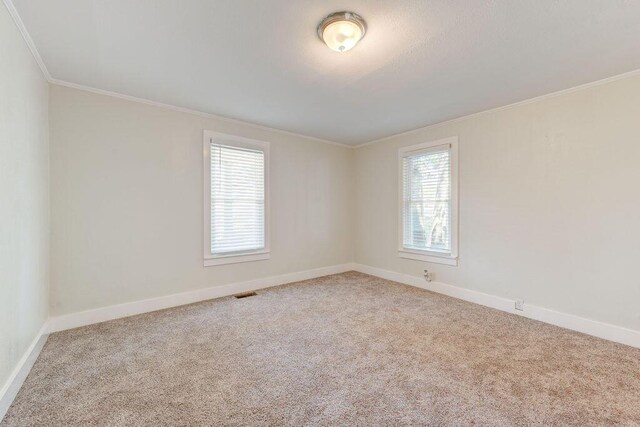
left=204, top=251, right=270, bottom=267
left=398, top=250, right=458, bottom=266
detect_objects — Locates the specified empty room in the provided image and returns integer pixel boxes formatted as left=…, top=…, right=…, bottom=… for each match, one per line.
left=2, top=0, right=640, bottom=425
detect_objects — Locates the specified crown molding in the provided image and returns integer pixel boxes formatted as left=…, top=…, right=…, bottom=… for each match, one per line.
left=49, top=79, right=352, bottom=148
left=354, top=68, right=640, bottom=149
left=5, top=0, right=640, bottom=150
left=2, top=0, right=51, bottom=81
left=3, top=0, right=351, bottom=149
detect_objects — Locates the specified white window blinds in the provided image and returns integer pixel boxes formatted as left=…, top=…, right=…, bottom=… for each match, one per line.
left=402, top=145, right=452, bottom=254
left=210, top=143, right=265, bottom=255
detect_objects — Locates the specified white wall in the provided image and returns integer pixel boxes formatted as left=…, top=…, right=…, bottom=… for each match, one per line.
left=354, top=73, right=640, bottom=332
left=49, top=85, right=353, bottom=316
left=0, top=3, right=49, bottom=398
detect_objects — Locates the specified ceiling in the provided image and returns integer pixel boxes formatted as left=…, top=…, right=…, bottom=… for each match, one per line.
left=11, top=0, right=640, bottom=145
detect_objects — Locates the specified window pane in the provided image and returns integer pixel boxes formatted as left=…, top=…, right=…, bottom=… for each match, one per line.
left=402, top=147, right=451, bottom=253
left=211, top=143, right=265, bottom=255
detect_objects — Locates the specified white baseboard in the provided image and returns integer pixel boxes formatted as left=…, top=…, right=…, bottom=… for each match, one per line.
left=353, top=263, right=640, bottom=349
left=3, top=264, right=355, bottom=420
left=48, top=263, right=356, bottom=333
left=9, top=261, right=635, bottom=423
left=0, top=323, right=49, bottom=421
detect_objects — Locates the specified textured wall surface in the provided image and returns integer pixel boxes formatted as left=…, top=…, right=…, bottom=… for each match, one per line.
left=49, top=85, right=353, bottom=316
left=355, top=73, right=640, bottom=331
left=0, top=3, right=49, bottom=399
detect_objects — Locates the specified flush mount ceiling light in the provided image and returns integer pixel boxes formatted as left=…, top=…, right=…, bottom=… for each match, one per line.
left=317, top=11, right=367, bottom=53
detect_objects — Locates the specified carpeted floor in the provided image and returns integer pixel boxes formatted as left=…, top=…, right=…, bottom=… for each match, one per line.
left=3, top=272, right=640, bottom=426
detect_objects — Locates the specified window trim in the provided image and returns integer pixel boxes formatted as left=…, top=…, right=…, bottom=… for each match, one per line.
left=398, top=136, right=459, bottom=266
left=203, top=130, right=270, bottom=267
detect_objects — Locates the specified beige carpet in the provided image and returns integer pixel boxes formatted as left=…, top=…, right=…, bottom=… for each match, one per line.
left=3, top=272, right=640, bottom=426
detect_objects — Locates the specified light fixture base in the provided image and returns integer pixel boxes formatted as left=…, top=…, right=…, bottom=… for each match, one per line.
left=317, top=11, right=367, bottom=52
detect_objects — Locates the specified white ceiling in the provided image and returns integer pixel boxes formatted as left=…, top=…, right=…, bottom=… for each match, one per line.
left=12, top=0, right=640, bottom=145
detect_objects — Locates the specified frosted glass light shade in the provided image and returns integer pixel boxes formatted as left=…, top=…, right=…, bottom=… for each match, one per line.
left=318, top=12, right=367, bottom=53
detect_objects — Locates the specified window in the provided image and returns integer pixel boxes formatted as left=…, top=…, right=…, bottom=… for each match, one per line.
left=398, top=137, right=458, bottom=266
left=203, top=131, right=269, bottom=266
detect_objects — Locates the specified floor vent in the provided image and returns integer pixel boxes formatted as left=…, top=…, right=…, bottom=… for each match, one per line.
left=234, top=291, right=257, bottom=299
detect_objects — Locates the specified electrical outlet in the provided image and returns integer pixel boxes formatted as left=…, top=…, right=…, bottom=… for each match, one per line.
left=423, top=269, right=432, bottom=282
left=515, top=299, right=524, bottom=311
